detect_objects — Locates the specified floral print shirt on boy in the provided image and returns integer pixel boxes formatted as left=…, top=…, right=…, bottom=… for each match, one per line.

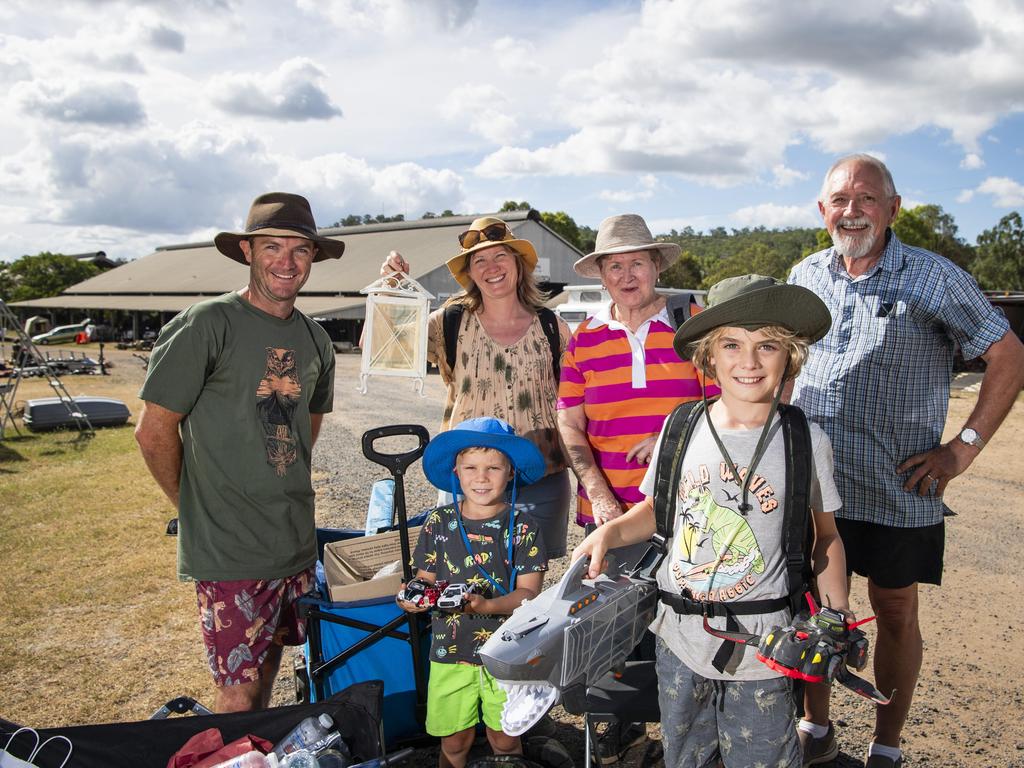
left=411, top=503, right=547, bottom=665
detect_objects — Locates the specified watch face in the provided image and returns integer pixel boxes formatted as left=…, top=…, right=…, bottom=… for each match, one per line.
left=961, top=428, right=979, bottom=443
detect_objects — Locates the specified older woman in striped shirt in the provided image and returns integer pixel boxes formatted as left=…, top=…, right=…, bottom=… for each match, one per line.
left=557, top=215, right=717, bottom=542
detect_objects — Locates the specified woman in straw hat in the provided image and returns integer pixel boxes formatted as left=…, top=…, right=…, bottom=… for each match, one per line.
left=557, top=214, right=718, bottom=539
left=381, top=216, right=572, bottom=558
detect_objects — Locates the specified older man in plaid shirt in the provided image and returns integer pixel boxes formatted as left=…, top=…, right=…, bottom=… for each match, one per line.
left=788, top=154, right=1024, bottom=768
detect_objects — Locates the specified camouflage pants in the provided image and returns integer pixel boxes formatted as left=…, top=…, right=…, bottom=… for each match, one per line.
left=655, top=635, right=800, bottom=768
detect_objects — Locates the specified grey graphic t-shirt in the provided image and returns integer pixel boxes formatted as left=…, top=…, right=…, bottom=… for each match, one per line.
left=640, top=412, right=841, bottom=680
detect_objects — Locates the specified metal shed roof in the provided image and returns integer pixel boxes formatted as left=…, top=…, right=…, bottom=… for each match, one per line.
left=14, top=210, right=582, bottom=319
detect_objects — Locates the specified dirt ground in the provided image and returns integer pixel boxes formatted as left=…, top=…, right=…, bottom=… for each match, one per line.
left=3, top=345, right=1022, bottom=767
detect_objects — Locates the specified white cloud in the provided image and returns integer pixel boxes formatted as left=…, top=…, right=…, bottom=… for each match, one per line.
left=957, top=189, right=976, bottom=203
left=771, top=164, right=809, bottom=188
left=12, top=81, right=146, bottom=126
left=281, top=155, right=465, bottom=223
left=975, top=176, right=1024, bottom=207
left=478, top=0, right=1024, bottom=184
left=599, top=174, right=660, bottom=202
left=492, top=36, right=544, bottom=76
left=0, top=122, right=465, bottom=249
left=441, top=84, right=527, bottom=145
left=297, top=0, right=476, bottom=35
left=960, top=152, right=984, bottom=169
left=209, top=58, right=342, bottom=121
left=731, top=203, right=818, bottom=229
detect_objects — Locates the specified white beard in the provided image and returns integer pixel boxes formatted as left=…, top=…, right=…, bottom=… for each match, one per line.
left=831, top=219, right=878, bottom=260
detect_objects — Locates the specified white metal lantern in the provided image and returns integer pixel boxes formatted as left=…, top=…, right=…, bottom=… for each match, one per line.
left=359, top=271, right=435, bottom=395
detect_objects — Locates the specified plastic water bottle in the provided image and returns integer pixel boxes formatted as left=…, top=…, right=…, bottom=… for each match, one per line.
left=364, top=479, right=394, bottom=534
left=314, top=748, right=351, bottom=768
left=273, top=714, right=334, bottom=759
left=208, top=752, right=280, bottom=768
left=280, top=750, right=319, bottom=768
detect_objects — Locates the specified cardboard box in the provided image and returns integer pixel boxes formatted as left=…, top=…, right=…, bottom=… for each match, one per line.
left=323, top=526, right=422, bottom=602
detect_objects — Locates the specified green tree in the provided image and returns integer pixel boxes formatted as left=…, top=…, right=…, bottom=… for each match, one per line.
left=330, top=213, right=406, bottom=227
left=892, top=204, right=974, bottom=270
left=702, top=243, right=793, bottom=289
left=0, top=252, right=100, bottom=302
left=540, top=211, right=582, bottom=251
left=801, top=228, right=832, bottom=258
left=578, top=224, right=597, bottom=254
left=660, top=250, right=703, bottom=289
left=499, top=200, right=531, bottom=212
left=972, top=212, right=1024, bottom=290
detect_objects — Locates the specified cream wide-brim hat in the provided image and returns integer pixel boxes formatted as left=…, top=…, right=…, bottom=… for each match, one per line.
left=573, top=213, right=680, bottom=278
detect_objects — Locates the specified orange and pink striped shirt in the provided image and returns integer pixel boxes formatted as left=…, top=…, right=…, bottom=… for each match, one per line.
left=557, top=308, right=717, bottom=525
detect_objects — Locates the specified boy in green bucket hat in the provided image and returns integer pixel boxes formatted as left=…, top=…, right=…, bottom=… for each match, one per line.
left=573, top=274, right=853, bottom=767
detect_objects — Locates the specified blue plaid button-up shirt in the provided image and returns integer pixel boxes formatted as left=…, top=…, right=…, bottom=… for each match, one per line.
left=789, top=232, right=1008, bottom=527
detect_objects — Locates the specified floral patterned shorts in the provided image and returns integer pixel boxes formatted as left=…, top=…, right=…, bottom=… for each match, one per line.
left=195, top=566, right=315, bottom=687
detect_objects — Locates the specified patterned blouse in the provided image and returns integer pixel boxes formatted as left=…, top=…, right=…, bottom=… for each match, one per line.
left=427, top=306, right=569, bottom=475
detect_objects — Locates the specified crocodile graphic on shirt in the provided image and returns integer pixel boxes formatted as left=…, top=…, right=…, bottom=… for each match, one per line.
left=673, top=485, right=765, bottom=593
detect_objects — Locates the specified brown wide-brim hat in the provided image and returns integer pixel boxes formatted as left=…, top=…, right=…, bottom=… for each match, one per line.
left=446, top=216, right=538, bottom=290
left=673, top=274, right=832, bottom=359
left=574, top=213, right=681, bottom=278
left=215, top=192, right=345, bottom=264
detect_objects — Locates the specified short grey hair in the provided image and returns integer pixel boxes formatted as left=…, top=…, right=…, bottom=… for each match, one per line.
left=819, top=154, right=898, bottom=202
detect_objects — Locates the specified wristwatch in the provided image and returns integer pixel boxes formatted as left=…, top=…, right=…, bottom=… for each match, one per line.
left=957, top=427, right=986, bottom=449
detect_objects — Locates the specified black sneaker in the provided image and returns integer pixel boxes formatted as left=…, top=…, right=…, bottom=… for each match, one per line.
left=797, top=721, right=838, bottom=766
left=596, top=721, right=647, bottom=765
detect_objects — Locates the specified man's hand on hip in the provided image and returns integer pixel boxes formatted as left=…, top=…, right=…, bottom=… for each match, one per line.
left=898, top=440, right=979, bottom=497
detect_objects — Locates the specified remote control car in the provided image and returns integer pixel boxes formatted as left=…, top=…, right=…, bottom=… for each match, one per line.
left=702, top=593, right=891, bottom=705
left=398, top=577, right=448, bottom=609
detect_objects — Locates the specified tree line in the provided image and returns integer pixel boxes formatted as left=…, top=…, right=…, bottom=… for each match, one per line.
left=532, top=202, right=1024, bottom=293
left=1, top=204, right=1021, bottom=304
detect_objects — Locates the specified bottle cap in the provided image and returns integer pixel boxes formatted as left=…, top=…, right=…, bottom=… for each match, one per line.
left=318, top=713, right=334, bottom=729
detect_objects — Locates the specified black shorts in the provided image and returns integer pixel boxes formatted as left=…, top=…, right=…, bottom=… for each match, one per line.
left=836, top=518, right=944, bottom=589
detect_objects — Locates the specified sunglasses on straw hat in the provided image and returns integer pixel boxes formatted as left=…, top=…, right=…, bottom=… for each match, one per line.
left=458, top=222, right=509, bottom=248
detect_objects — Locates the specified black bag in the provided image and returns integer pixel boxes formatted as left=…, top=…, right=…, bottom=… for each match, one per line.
left=0, top=681, right=384, bottom=768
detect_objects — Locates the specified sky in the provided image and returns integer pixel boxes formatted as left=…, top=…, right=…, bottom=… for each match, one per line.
left=1, top=0, right=1023, bottom=263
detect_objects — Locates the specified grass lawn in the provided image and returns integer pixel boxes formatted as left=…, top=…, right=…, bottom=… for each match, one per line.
left=1, top=348, right=212, bottom=727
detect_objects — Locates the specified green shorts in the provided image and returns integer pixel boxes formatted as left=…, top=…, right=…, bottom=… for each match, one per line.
left=425, top=661, right=507, bottom=737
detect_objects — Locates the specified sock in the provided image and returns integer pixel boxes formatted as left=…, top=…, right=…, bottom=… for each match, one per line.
left=797, top=719, right=829, bottom=739
left=869, top=742, right=902, bottom=761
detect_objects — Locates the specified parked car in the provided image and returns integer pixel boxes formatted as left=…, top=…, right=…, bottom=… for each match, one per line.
left=551, top=285, right=706, bottom=331
left=31, top=318, right=91, bottom=345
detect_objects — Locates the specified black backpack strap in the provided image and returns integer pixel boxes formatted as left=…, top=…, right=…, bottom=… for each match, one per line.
left=443, top=304, right=465, bottom=373
left=536, top=306, right=561, bottom=383
left=632, top=399, right=706, bottom=579
left=658, top=590, right=789, bottom=617
left=779, top=403, right=814, bottom=614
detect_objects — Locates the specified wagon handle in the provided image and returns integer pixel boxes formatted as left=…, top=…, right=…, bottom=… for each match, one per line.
left=361, top=424, right=430, bottom=474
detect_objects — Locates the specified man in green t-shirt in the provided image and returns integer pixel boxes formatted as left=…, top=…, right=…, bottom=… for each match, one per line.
left=136, top=192, right=343, bottom=712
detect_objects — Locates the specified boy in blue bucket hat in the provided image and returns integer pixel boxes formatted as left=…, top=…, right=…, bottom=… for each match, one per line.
left=399, top=416, right=549, bottom=768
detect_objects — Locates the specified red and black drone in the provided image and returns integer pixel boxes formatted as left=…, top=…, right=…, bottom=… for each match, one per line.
left=703, top=593, right=892, bottom=705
